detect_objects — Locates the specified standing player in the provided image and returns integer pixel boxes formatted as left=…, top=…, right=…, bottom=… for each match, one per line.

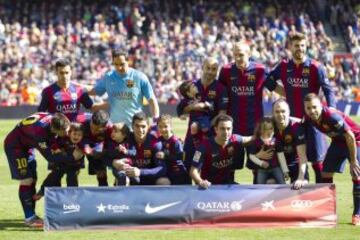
left=272, top=99, right=309, bottom=189
left=89, top=49, right=159, bottom=127
left=189, top=114, right=253, bottom=188
left=303, top=93, right=360, bottom=225
left=112, top=112, right=169, bottom=185
left=38, top=58, right=104, bottom=187
left=218, top=42, right=276, bottom=182
left=177, top=57, right=228, bottom=171
left=3, top=113, right=81, bottom=227
left=265, top=32, right=336, bottom=183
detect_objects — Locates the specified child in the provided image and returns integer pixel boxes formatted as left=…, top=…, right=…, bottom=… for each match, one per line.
left=178, top=81, right=213, bottom=138
left=157, top=114, right=190, bottom=184
left=103, top=122, right=136, bottom=186
left=248, top=117, right=289, bottom=184
left=33, top=123, right=85, bottom=200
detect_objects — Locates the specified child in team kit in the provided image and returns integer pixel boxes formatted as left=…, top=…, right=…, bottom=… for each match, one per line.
left=104, top=122, right=136, bottom=186
left=248, top=117, right=289, bottom=184
left=33, top=123, right=86, bottom=200
left=178, top=81, right=214, bottom=140
left=157, top=114, right=190, bottom=185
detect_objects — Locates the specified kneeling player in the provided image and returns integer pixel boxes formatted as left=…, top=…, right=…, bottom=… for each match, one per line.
left=304, top=93, right=360, bottom=225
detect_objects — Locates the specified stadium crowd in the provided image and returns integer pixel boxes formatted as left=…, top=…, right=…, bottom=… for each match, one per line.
left=1, top=0, right=360, bottom=106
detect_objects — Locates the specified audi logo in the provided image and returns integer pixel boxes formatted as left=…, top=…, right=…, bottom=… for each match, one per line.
left=290, top=200, right=313, bottom=209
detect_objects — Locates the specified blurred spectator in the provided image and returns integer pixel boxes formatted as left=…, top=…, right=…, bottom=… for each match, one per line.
left=0, top=0, right=358, bottom=105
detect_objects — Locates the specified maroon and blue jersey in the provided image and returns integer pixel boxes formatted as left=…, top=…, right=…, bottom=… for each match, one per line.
left=38, top=82, right=93, bottom=121
left=102, top=137, right=136, bottom=166
left=192, top=134, right=244, bottom=184
left=127, top=131, right=166, bottom=178
left=158, top=135, right=187, bottom=178
left=177, top=79, right=228, bottom=132
left=274, top=118, right=306, bottom=166
left=4, top=112, right=75, bottom=163
left=248, top=137, right=280, bottom=169
left=266, top=58, right=336, bottom=118
left=305, top=107, right=360, bottom=146
left=219, top=61, right=267, bottom=135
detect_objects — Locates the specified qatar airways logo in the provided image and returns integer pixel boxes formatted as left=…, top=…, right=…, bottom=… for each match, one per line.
left=212, top=158, right=233, bottom=169
left=287, top=77, right=309, bottom=88
left=56, top=103, right=77, bottom=113
left=196, top=200, right=244, bottom=213
left=231, top=86, right=255, bottom=96
left=112, top=91, right=135, bottom=100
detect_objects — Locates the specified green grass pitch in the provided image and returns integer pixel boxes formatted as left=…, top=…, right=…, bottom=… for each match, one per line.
left=0, top=118, right=360, bottom=239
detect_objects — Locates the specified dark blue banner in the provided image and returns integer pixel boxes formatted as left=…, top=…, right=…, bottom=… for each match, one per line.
left=44, top=184, right=336, bottom=230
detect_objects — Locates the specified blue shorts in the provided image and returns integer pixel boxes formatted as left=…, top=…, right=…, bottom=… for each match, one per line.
left=305, top=124, right=328, bottom=163
left=5, top=144, right=37, bottom=180
left=323, top=142, right=360, bottom=173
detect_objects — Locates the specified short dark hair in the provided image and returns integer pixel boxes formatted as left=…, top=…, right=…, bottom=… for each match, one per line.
left=51, top=113, right=70, bottom=131
left=178, top=81, right=192, bottom=98
left=158, top=114, right=172, bottom=125
left=55, top=58, right=71, bottom=70
left=112, top=49, right=128, bottom=59
left=213, top=114, right=233, bottom=127
left=132, top=112, right=148, bottom=125
left=91, top=110, right=109, bottom=126
left=289, top=32, right=306, bottom=43
left=70, top=122, right=84, bottom=133
left=304, top=93, right=320, bottom=103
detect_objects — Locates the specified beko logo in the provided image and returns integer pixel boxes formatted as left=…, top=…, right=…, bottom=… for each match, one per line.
left=63, top=203, right=80, bottom=214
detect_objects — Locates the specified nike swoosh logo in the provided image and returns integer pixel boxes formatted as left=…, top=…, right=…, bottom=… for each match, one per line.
left=145, top=201, right=182, bottom=214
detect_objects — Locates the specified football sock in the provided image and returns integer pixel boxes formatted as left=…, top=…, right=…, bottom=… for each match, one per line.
left=31, top=182, right=36, bottom=211
left=97, top=176, right=108, bottom=186
left=353, top=180, right=360, bottom=215
left=312, top=162, right=323, bottom=183
left=19, top=185, right=35, bottom=219
left=321, top=177, right=333, bottom=183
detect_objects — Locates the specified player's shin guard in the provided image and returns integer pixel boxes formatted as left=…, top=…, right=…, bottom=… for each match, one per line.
left=353, top=180, right=360, bottom=216
left=252, top=170, right=257, bottom=184
left=19, top=185, right=35, bottom=219
left=312, top=162, right=323, bottom=183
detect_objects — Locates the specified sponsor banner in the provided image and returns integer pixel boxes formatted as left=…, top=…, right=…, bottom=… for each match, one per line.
left=44, top=184, right=336, bottom=231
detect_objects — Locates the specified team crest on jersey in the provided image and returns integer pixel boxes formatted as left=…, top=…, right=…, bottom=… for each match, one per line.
left=38, top=142, right=48, bottom=149
left=144, top=149, right=152, bottom=158
left=322, top=124, right=330, bottom=130
left=284, top=135, right=293, bottom=144
left=71, top=92, right=78, bottom=100
left=227, top=146, right=234, bottom=155
left=126, top=79, right=134, bottom=88
left=208, top=90, right=216, bottom=99
left=302, top=68, right=310, bottom=76
left=247, top=74, right=256, bottom=81
left=193, top=151, right=201, bottom=162
left=156, top=151, right=165, bottom=159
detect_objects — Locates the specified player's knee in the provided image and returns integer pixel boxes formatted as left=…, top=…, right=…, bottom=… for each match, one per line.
left=156, top=177, right=171, bottom=185
left=20, top=178, right=34, bottom=186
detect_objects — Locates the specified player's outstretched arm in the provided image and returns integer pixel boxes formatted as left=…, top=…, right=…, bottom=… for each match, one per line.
left=293, top=144, right=308, bottom=189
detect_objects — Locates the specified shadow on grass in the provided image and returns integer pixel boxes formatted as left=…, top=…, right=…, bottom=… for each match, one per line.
left=0, top=219, right=43, bottom=232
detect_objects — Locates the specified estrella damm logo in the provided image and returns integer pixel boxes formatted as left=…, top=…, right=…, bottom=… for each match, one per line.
left=126, top=79, right=134, bottom=88
left=302, top=67, right=310, bottom=75
left=144, top=149, right=152, bottom=158
left=208, top=90, right=216, bottom=99
left=247, top=74, right=256, bottom=81
left=284, top=135, right=293, bottom=144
